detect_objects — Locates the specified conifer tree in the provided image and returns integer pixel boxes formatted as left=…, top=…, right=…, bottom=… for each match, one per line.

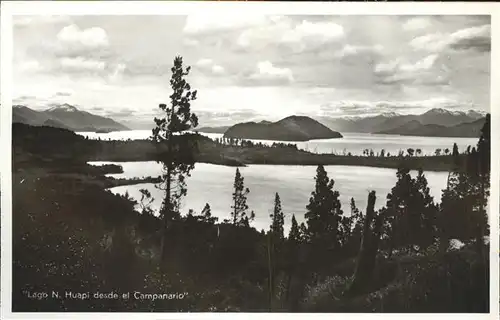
left=201, top=203, right=211, bottom=217
left=199, top=203, right=218, bottom=224
left=349, top=191, right=383, bottom=294
left=440, top=115, right=490, bottom=253
left=139, top=188, right=155, bottom=216
left=299, top=222, right=308, bottom=244
left=471, top=114, right=490, bottom=255
left=345, top=197, right=364, bottom=253
left=452, top=143, right=459, bottom=157
left=305, top=165, right=344, bottom=250
left=289, top=214, right=301, bottom=244
left=151, top=56, right=199, bottom=262
left=385, top=167, right=438, bottom=254
left=384, top=167, right=416, bottom=254
left=231, top=168, right=255, bottom=227
left=414, top=169, right=438, bottom=249
left=270, top=192, right=285, bottom=243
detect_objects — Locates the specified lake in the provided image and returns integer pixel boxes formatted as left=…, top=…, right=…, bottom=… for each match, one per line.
left=78, top=130, right=478, bottom=157
left=90, top=161, right=450, bottom=233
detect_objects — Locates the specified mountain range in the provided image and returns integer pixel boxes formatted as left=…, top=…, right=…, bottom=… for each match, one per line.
left=376, top=117, right=486, bottom=137
left=13, top=104, right=486, bottom=138
left=222, top=116, right=343, bottom=141
left=199, top=108, right=486, bottom=138
left=314, top=108, right=486, bottom=134
left=13, top=104, right=128, bottom=132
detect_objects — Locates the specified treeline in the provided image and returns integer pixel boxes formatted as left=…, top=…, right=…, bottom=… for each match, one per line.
left=129, top=113, right=489, bottom=311
left=145, top=57, right=489, bottom=310
left=12, top=55, right=490, bottom=312
left=212, top=136, right=299, bottom=150
left=358, top=144, right=466, bottom=158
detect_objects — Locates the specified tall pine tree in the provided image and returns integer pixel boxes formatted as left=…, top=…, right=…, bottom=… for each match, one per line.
left=305, top=165, right=344, bottom=251
left=270, top=192, right=285, bottom=243
left=289, top=214, right=301, bottom=244
left=231, top=168, right=255, bottom=227
left=151, top=56, right=199, bottom=262
left=384, top=167, right=437, bottom=254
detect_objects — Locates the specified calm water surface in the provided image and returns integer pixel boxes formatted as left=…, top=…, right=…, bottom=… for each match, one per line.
left=78, top=130, right=478, bottom=157
left=90, top=161, right=449, bottom=233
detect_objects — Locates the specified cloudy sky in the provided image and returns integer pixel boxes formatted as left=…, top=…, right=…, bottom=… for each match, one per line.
left=13, top=14, right=490, bottom=128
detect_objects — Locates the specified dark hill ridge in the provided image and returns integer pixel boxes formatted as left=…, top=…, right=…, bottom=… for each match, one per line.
left=13, top=104, right=128, bottom=132
left=376, top=117, right=485, bottom=137
left=224, top=115, right=343, bottom=141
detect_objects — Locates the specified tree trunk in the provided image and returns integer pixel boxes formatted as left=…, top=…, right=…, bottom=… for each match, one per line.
left=439, top=171, right=453, bottom=255
left=160, top=125, right=174, bottom=268
left=348, top=191, right=377, bottom=295
left=476, top=179, right=485, bottom=258
left=439, top=228, right=449, bottom=254
left=160, top=165, right=172, bottom=264
left=267, top=233, right=273, bottom=311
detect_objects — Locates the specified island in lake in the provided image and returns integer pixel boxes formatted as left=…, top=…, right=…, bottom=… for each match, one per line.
left=11, top=13, right=491, bottom=315
left=223, top=115, right=343, bottom=141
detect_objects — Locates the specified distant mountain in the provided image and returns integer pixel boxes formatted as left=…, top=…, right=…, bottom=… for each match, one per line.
left=376, top=117, right=486, bottom=137
left=13, top=105, right=51, bottom=125
left=42, top=118, right=71, bottom=130
left=316, top=108, right=486, bottom=134
left=196, top=125, right=231, bottom=134
left=224, top=115, right=343, bottom=141
left=13, top=104, right=129, bottom=132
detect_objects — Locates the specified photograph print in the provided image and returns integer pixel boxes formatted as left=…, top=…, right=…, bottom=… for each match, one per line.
left=10, top=13, right=491, bottom=312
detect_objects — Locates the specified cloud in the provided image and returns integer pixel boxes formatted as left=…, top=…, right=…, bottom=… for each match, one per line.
left=54, top=91, right=73, bottom=97
left=280, top=20, right=344, bottom=45
left=374, top=54, right=448, bottom=86
left=60, top=57, right=106, bottom=71
left=376, top=54, right=438, bottom=74
left=195, top=109, right=265, bottom=126
left=183, top=38, right=199, bottom=47
left=211, top=65, right=225, bottom=75
left=318, top=97, right=470, bottom=117
left=410, top=24, right=490, bottom=52
left=108, top=63, right=127, bottom=82
left=402, top=17, right=432, bottom=31
left=13, top=95, right=38, bottom=105
left=17, top=60, right=42, bottom=73
left=195, top=58, right=213, bottom=68
left=235, top=16, right=292, bottom=50
left=334, top=44, right=383, bottom=58
left=183, top=15, right=269, bottom=35
left=103, top=107, right=138, bottom=118
left=234, top=17, right=344, bottom=54
left=194, top=58, right=225, bottom=76
left=244, top=61, right=294, bottom=86
left=57, top=24, right=109, bottom=48
left=14, top=15, right=71, bottom=27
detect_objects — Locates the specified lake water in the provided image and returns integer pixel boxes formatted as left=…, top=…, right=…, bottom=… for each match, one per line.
left=90, top=161, right=449, bottom=233
left=77, top=130, right=478, bottom=157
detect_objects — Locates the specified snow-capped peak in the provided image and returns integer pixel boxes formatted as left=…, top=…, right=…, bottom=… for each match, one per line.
left=466, top=109, right=487, bottom=117
left=426, top=108, right=451, bottom=114
left=380, top=111, right=400, bottom=118
left=47, top=103, right=78, bottom=112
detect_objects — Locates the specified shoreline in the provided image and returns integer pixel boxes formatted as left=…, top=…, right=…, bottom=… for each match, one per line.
left=92, top=158, right=455, bottom=172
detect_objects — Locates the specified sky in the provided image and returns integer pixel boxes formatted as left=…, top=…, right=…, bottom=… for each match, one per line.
left=12, top=15, right=491, bottom=128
